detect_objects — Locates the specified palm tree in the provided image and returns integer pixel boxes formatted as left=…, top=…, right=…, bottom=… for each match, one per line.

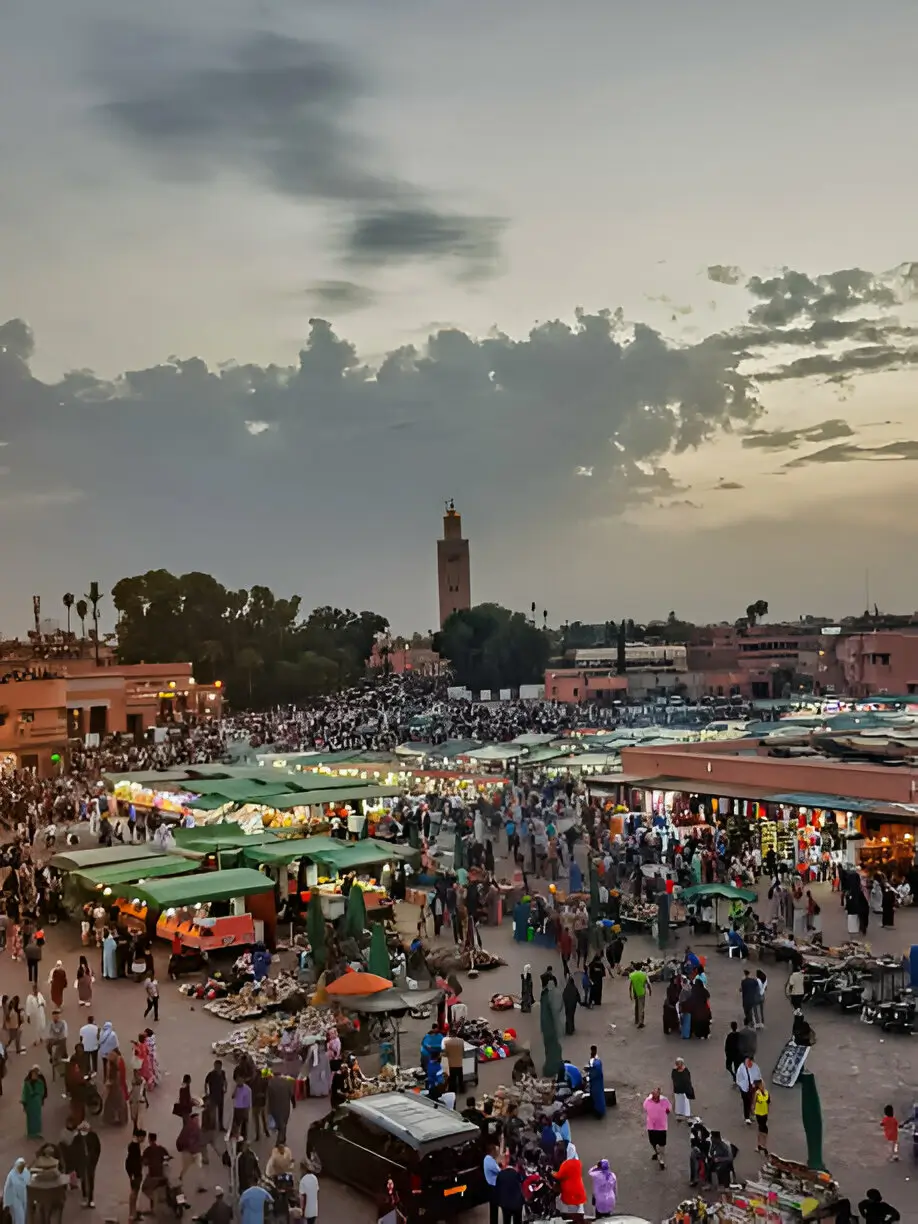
left=85, top=581, right=104, bottom=664
left=76, top=599, right=88, bottom=654
left=236, top=646, right=263, bottom=703
left=199, top=639, right=224, bottom=683
left=62, top=593, right=75, bottom=639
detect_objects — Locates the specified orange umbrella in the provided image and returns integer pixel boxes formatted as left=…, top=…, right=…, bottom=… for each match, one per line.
left=326, top=972, right=393, bottom=997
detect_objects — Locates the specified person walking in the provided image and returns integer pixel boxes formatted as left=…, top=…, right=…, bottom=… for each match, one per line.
left=204, top=1060, right=227, bottom=1133
left=21, top=1064, right=47, bottom=1139
left=753, top=970, right=767, bottom=1028
left=232, top=1073, right=252, bottom=1139
left=129, top=1069, right=149, bottom=1132
left=494, top=1156, right=525, bottom=1224
left=143, top=976, right=160, bottom=1021
left=558, top=927, right=573, bottom=978
left=126, top=1132, right=144, bottom=1224
left=2, top=1159, right=30, bottom=1224
left=75, top=957, right=94, bottom=1008
left=724, top=1021, right=742, bottom=1079
left=629, top=964, right=651, bottom=1029
left=740, top=970, right=759, bottom=1027
left=24, top=983, right=48, bottom=1048
left=78, top=1016, right=99, bottom=1075
left=753, top=1080, right=770, bottom=1153
left=483, top=1143, right=501, bottom=1224
left=73, top=1120, right=102, bottom=1208
left=5, top=996, right=24, bottom=1055
left=298, top=1162, right=319, bottom=1224
left=266, top=1070, right=296, bottom=1146
left=24, top=937, right=42, bottom=985
left=642, top=1087, right=672, bottom=1170
left=588, top=1160, right=617, bottom=1218
left=48, top=960, right=68, bottom=1010
left=670, top=1058, right=695, bottom=1120
left=735, top=1056, right=762, bottom=1126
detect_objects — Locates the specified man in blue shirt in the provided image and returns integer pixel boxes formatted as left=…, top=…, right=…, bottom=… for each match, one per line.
left=482, top=1144, right=501, bottom=1224
left=239, top=1183, right=273, bottom=1224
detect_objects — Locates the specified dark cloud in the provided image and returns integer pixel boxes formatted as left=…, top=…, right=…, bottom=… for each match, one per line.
left=347, top=209, right=502, bottom=271
left=661, top=499, right=701, bottom=510
left=92, top=28, right=502, bottom=273
left=757, top=344, right=918, bottom=383
left=707, top=265, right=743, bottom=286
left=713, top=479, right=744, bottom=491
left=745, top=267, right=897, bottom=327
left=309, top=280, right=377, bottom=312
left=783, top=440, right=918, bottom=470
left=741, top=418, right=855, bottom=451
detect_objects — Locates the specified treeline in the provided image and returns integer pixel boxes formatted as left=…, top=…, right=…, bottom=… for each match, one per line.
left=111, top=570, right=387, bottom=708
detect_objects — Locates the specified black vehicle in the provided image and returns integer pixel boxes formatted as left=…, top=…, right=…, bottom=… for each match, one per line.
left=306, top=1092, right=489, bottom=1221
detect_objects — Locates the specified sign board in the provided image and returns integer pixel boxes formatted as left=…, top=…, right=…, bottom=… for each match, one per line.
left=772, top=1040, right=810, bottom=1088
left=519, top=684, right=545, bottom=701
left=480, top=690, right=492, bottom=701
left=447, top=687, right=471, bottom=701
left=499, top=689, right=512, bottom=701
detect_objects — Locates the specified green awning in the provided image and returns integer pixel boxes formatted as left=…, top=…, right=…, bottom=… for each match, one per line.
left=172, top=826, right=279, bottom=853
left=187, top=779, right=298, bottom=802
left=74, top=856, right=202, bottom=889
left=308, top=842, right=397, bottom=871
left=241, top=836, right=341, bottom=867
left=264, top=785, right=401, bottom=810
left=50, top=845, right=164, bottom=872
left=131, top=868, right=275, bottom=908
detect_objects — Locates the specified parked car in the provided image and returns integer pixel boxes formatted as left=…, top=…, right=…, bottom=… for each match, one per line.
left=306, top=1092, right=488, bottom=1220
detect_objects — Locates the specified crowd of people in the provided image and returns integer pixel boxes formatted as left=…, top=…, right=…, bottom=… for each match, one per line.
left=0, top=671, right=910, bottom=1223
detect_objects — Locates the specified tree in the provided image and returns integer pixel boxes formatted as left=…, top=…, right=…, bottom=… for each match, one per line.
left=85, top=581, right=103, bottom=664
left=235, top=646, right=263, bottom=702
left=110, top=568, right=388, bottom=709
left=746, top=599, right=769, bottom=628
left=433, top=603, right=551, bottom=693
left=62, top=593, right=74, bottom=638
left=75, top=599, right=88, bottom=646
left=616, top=620, right=627, bottom=676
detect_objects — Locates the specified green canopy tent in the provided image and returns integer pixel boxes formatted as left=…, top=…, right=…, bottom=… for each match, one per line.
left=540, top=985, right=563, bottom=1078
left=73, top=856, right=201, bottom=890
left=679, top=882, right=758, bottom=935
left=307, top=892, right=327, bottom=973
left=129, top=868, right=275, bottom=910
left=345, top=885, right=367, bottom=939
left=50, top=845, right=163, bottom=872
left=589, top=867, right=601, bottom=923
left=368, top=923, right=390, bottom=980
left=453, top=831, right=466, bottom=871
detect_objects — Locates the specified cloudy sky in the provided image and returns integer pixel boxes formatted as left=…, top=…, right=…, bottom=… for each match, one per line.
left=2, top=0, right=917, bottom=636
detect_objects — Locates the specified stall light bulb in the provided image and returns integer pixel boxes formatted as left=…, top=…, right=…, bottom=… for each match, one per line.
left=103, top=887, right=112, bottom=896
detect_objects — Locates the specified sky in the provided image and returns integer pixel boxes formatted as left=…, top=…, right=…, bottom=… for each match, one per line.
left=2, top=0, right=917, bottom=636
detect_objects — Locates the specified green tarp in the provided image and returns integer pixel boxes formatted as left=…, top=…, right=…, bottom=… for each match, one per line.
left=172, top=826, right=280, bottom=853
left=74, top=856, right=201, bottom=889
left=50, top=845, right=163, bottom=872
left=310, top=843, right=397, bottom=872
left=264, top=785, right=401, bottom=810
left=241, top=836, right=341, bottom=866
left=130, top=868, right=275, bottom=909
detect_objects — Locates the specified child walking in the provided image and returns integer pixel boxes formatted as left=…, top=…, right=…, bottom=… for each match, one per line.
left=882, top=1104, right=899, bottom=1161
left=754, top=1080, right=770, bottom=1153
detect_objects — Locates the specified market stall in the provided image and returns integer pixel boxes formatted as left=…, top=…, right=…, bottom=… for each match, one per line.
left=119, top=867, right=277, bottom=949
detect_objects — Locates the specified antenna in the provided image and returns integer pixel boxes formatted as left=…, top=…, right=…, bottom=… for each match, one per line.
left=865, top=568, right=870, bottom=615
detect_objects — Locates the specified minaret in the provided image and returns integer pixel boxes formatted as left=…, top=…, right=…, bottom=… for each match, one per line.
left=437, top=499, right=471, bottom=627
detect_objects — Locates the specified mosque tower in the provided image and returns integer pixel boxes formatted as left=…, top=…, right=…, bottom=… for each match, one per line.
left=437, top=500, right=471, bottom=628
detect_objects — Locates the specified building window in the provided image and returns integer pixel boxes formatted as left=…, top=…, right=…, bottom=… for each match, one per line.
left=19, top=710, right=35, bottom=724
left=572, top=687, right=579, bottom=698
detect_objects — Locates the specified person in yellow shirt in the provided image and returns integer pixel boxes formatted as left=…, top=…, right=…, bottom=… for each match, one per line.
left=753, top=1080, right=770, bottom=1153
